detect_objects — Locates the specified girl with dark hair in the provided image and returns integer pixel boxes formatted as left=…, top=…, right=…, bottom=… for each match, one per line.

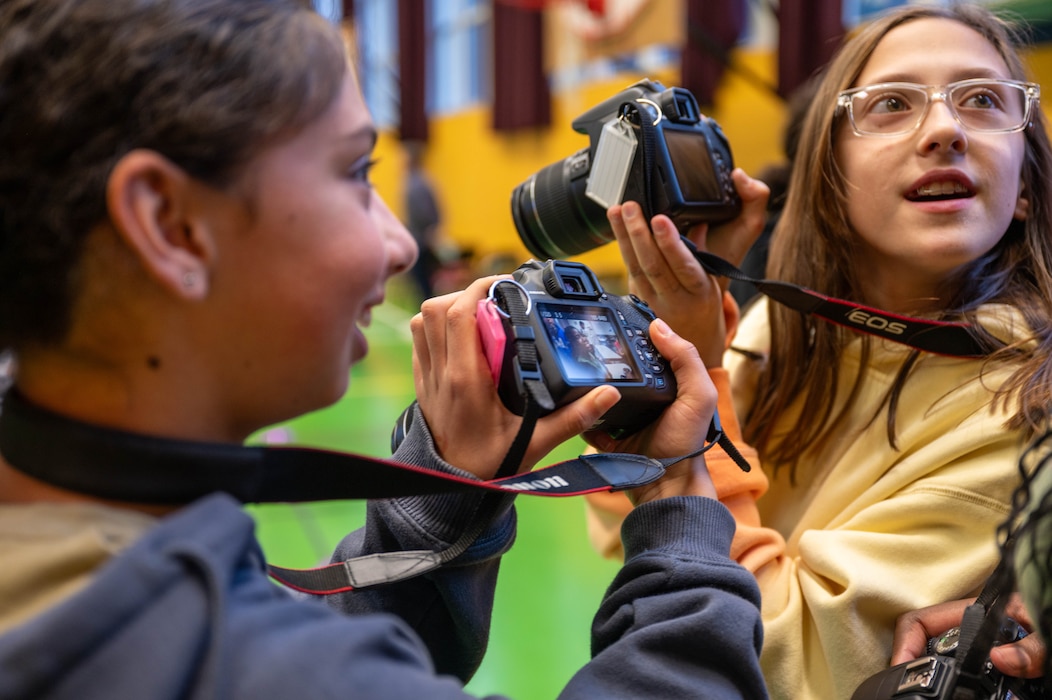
left=0, top=1, right=769, bottom=697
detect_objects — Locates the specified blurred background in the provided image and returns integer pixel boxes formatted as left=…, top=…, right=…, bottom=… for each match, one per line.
left=248, top=1, right=1052, bottom=696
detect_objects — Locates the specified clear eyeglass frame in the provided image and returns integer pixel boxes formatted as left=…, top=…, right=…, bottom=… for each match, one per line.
left=836, top=78, right=1041, bottom=137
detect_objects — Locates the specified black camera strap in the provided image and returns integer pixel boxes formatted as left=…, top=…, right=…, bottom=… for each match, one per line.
left=621, top=100, right=661, bottom=224
left=677, top=238, right=996, bottom=358
left=949, top=558, right=1015, bottom=699
left=0, top=389, right=730, bottom=593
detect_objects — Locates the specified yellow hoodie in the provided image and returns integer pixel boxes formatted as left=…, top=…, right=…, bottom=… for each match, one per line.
left=586, top=297, right=1033, bottom=699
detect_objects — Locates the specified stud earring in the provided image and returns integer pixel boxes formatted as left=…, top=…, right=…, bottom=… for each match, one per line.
left=182, top=271, right=197, bottom=289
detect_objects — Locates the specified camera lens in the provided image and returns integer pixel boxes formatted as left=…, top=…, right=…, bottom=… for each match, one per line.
left=510, top=148, right=613, bottom=260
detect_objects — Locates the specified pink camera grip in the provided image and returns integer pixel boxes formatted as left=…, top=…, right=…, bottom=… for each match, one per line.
left=477, top=299, right=507, bottom=386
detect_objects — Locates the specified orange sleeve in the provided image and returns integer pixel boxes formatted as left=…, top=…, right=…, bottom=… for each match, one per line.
left=585, top=368, right=786, bottom=573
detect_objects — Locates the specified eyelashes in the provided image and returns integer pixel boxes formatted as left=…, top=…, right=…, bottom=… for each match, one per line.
left=349, top=157, right=380, bottom=185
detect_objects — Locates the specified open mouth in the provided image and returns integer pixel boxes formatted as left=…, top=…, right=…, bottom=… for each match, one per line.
left=906, top=181, right=974, bottom=202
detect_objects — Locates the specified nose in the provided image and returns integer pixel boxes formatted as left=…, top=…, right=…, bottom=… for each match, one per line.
left=371, top=191, right=418, bottom=276
left=918, top=96, right=968, bottom=154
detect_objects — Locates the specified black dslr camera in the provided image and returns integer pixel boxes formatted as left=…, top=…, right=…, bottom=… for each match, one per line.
left=510, top=78, right=741, bottom=260
left=479, top=259, right=676, bottom=437
left=852, top=618, right=1045, bottom=700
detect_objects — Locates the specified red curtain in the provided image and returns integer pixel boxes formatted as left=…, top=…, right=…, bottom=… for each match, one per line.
left=777, top=0, right=843, bottom=98
left=492, top=1, right=551, bottom=131
left=681, top=0, right=747, bottom=108
left=398, top=0, right=429, bottom=141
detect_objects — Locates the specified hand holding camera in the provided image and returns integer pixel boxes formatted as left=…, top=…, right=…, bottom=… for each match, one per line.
left=408, top=275, right=622, bottom=480
left=509, top=79, right=769, bottom=369
left=584, top=315, right=720, bottom=505
left=510, top=79, right=743, bottom=261
left=891, top=593, right=1047, bottom=682
left=404, top=79, right=758, bottom=481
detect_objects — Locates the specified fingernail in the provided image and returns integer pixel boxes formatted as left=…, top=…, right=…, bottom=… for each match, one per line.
left=623, top=201, right=638, bottom=219
left=650, top=318, right=670, bottom=338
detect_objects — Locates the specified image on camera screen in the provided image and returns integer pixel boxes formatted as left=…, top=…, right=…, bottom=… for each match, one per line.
left=539, top=303, right=642, bottom=383
left=663, top=128, right=722, bottom=203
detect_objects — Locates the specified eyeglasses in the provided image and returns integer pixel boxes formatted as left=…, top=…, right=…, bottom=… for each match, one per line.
left=836, top=78, right=1040, bottom=137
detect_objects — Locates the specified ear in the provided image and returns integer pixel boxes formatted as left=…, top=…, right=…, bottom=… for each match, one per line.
left=106, top=150, right=214, bottom=300
left=1014, top=180, right=1030, bottom=222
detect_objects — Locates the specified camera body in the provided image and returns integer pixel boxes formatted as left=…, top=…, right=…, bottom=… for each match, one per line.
left=482, top=259, right=676, bottom=437
left=510, top=78, right=741, bottom=260
left=851, top=619, right=1044, bottom=700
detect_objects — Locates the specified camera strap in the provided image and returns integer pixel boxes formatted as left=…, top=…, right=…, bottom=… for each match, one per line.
left=620, top=101, right=661, bottom=223
left=678, top=238, right=995, bottom=358
left=948, top=557, right=1015, bottom=698
left=0, top=388, right=727, bottom=593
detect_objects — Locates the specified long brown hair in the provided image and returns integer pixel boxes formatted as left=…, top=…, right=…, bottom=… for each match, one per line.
left=744, top=4, right=1052, bottom=480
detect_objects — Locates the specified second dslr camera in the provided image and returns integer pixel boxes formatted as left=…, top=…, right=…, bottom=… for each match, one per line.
left=510, top=78, right=741, bottom=260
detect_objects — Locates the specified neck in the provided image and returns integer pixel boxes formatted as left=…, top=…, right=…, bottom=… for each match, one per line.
left=855, top=267, right=948, bottom=315
left=14, top=350, right=252, bottom=444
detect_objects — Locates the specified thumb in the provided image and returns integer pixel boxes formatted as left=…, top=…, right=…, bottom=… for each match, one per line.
left=989, top=637, right=1046, bottom=679
left=525, top=386, right=622, bottom=468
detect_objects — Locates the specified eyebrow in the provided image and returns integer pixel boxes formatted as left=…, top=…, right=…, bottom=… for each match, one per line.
left=860, top=68, right=1011, bottom=85
left=337, top=125, right=378, bottom=150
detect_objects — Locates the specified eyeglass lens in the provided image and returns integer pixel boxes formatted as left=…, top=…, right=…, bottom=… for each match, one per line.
left=849, top=81, right=1029, bottom=135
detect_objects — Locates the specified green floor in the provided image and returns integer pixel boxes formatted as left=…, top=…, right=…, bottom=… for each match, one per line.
left=245, top=280, right=621, bottom=698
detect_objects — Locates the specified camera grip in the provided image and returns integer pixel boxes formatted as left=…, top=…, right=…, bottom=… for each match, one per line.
left=477, top=299, right=507, bottom=386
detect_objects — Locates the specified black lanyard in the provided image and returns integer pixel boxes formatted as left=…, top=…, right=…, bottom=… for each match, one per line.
left=685, top=239, right=994, bottom=358
left=0, top=389, right=743, bottom=592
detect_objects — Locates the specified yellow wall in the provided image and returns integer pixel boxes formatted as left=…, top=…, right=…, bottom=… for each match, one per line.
left=371, top=43, right=1052, bottom=280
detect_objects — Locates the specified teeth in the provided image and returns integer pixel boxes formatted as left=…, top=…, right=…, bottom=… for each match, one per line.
left=915, top=181, right=968, bottom=197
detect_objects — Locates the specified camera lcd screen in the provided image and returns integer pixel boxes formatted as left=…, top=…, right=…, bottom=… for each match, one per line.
left=663, top=127, right=722, bottom=203
left=538, top=303, right=641, bottom=382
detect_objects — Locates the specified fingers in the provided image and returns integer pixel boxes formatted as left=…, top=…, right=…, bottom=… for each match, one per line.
left=990, top=592, right=1045, bottom=678
left=890, top=599, right=975, bottom=665
left=650, top=318, right=715, bottom=413
left=414, top=276, right=504, bottom=379
left=608, top=201, right=653, bottom=299
left=610, top=201, right=712, bottom=301
left=989, top=634, right=1046, bottom=679
left=687, top=169, right=771, bottom=269
left=889, top=594, right=1047, bottom=680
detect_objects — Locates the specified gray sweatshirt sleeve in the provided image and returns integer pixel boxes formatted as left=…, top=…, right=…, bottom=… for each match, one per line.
left=560, top=496, right=768, bottom=699
left=323, top=404, right=515, bottom=683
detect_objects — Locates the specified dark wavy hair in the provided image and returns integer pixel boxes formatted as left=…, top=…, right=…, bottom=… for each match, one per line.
left=745, top=4, right=1052, bottom=481
left=0, top=0, right=348, bottom=352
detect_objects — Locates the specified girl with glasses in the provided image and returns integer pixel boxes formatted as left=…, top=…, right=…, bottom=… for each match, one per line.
left=585, top=3, right=1052, bottom=697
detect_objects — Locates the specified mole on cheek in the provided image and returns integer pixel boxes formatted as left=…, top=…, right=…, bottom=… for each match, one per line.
left=147, top=356, right=161, bottom=370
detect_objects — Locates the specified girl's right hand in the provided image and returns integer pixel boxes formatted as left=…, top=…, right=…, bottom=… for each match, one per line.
left=585, top=317, right=719, bottom=505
